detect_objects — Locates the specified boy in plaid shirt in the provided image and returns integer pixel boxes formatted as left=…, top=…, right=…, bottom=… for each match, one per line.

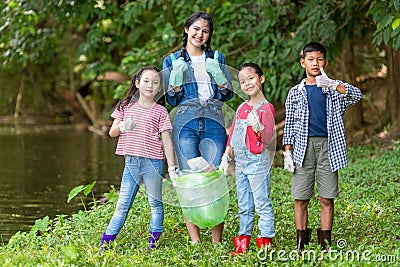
left=282, top=42, right=361, bottom=251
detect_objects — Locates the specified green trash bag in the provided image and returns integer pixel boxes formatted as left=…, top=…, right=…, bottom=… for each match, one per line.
left=174, top=170, right=229, bottom=228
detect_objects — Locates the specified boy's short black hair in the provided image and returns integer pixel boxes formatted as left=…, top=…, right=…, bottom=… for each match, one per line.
left=301, top=42, right=326, bottom=59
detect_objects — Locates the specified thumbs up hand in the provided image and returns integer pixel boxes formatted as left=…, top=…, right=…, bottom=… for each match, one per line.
left=119, top=115, right=136, bottom=132
left=247, top=109, right=264, bottom=133
left=169, top=54, right=188, bottom=87
left=205, top=50, right=228, bottom=86
left=316, top=67, right=339, bottom=91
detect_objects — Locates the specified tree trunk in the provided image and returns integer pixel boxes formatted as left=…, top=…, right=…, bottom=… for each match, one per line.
left=340, top=36, right=364, bottom=130
left=64, top=28, right=76, bottom=94
left=14, top=76, right=25, bottom=118
left=386, top=45, right=400, bottom=128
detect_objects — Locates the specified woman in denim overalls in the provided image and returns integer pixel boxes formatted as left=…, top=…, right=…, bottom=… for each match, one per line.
left=219, top=63, right=275, bottom=255
left=162, top=11, right=233, bottom=243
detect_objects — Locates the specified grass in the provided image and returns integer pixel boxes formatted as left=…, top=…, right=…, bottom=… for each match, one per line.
left=0, top=141, right=399, bottom=266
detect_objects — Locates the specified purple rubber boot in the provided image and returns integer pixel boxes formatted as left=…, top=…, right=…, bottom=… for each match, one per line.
left=147, top=231, right=161, bottom=250
left=100, top=232, right=116, bottom=251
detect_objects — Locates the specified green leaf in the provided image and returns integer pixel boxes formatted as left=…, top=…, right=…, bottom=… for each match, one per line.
left=393, top=36, right=400, bottom=49
left=83, top=181, right=96, bottom=196
left=30, top=216, right=50, bottom=234
left=67, top=185, right=84, bottom=203
left=381, top=15, right=395, bottom=28
left=392, top=26, right=400, bottom=37
left=392, top=17, right=400, bottom=30
left=104, top=186, right=119, bottom=203
left=384, top=27, right=391, bottom=44
left=28, top=26, right=35, bottom=35
left=372, top=31, right=383, bottom=45
left=395, top=0, right=400, bottom=10
left=61, top=244, right=79, bottom=259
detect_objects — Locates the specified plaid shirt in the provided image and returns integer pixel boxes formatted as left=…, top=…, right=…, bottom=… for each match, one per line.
left=283, top=79, right=362, bottom=172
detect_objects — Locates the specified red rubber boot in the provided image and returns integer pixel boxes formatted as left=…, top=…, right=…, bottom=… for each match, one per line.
left=229, top=236, right=251, bottom=256
left=256, top=237, right=272, bottom=249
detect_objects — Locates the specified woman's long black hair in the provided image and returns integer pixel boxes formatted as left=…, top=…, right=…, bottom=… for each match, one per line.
left=180, top=11, right=214, bottom=61
left=116, top=66, right=165, bottom=111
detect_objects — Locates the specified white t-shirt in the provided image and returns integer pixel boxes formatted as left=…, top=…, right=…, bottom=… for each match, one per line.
left=190, top=52, right=212, bottom=101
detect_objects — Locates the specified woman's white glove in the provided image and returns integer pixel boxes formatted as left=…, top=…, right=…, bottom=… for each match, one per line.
left=119, top=115, right=136, bottom=132
left=219, top=153, right=231, bottom=175
left=169, top=54, right=188, bottom=87
left=283, top=150, right=295, bottom=173
left=316, top=67, right=339, bottom=91
left=247, top=110, right=264, bottom=133
left=205, top=50, right=228, bottom=85
left=168, top=166, right=177, bottom=186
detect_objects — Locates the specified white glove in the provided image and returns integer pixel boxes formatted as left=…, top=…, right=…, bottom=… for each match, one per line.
left=205, top=50, right=228, bottom=85
left=283, top=150, right=295, bottom=173
left=315, top=67, right=339, bottom=91
left=168, top=166, right=177, bottom=186
left=119, top=115, right=136, bottom=132
left=247, top=110, right=264, bottom=133
left=219, top=153, right=231, bottom=175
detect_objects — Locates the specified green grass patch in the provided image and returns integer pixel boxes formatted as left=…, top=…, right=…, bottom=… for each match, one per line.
left=0, top=142, right=399, bottom=266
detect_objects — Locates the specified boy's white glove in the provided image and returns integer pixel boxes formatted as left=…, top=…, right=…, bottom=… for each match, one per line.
left=247, top=110, right=264, bottom=133
left=283, top=150, right=295, bottom=173
left=316, top=67, right=339, bottom=91
left=219, top=153, right=231, bottom=175
left=168, top=166, right=177, bottom=186
left=119, top=115, right=136, bottom=132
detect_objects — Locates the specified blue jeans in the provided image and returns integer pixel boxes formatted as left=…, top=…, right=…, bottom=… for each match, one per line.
left=172, top=117, right=227, bottom=170
left=105, top=156, right=164, bottom=235
left=235, top=149, right=275, bottom=238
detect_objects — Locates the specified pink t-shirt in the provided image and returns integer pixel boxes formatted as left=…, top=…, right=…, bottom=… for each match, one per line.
left=227, top=102, right=275, bottom=154
left=111, top=102, right=172, bottom=159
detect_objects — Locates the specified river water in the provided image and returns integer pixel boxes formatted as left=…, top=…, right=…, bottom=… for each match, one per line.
left=0, top=121, right=124, bottom=245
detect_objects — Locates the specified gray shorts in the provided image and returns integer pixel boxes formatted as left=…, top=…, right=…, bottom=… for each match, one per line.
left=292, top=137, right=338, bottom=200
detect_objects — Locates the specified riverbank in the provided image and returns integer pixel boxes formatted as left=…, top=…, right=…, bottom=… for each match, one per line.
left=0, top=141, right=399, bottom=266
left=0, top=122, right=123, bottom=244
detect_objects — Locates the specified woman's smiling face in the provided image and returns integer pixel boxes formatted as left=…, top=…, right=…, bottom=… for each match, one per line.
left=185, top=18, right=210, bottom=49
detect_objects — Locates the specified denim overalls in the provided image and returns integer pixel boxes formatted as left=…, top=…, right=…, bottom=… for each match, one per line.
left=162, top=50, right=233, bottom=170
left=231, top=101, right=275, bottom=238
left=171, top=98, right=227, bottom=170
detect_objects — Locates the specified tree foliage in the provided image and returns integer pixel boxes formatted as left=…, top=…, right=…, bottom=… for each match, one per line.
left=0, top=0, right=398, bottom=123
left=368, top=0, right=400, bottom=49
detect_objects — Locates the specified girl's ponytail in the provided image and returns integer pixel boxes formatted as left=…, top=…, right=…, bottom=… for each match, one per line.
left=205, top=42, right=213, bottom=58
left=180, top=33, right=188, bottom=61
left=116, top=73, right=139, bottom=111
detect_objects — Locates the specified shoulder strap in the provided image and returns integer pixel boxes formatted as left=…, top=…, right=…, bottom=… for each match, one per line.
left=236, top=102, right=247, bottom=117
left=254, top=99, right=268, bottom=111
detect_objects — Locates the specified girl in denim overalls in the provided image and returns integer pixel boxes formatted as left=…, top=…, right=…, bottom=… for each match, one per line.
left=219, top=63, right=276, bottom=255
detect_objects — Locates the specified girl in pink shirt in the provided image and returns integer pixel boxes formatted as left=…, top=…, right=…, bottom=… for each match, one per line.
left=219, top=63, right=276, bottom=255
left=100, top=66, right=176, bottom=250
